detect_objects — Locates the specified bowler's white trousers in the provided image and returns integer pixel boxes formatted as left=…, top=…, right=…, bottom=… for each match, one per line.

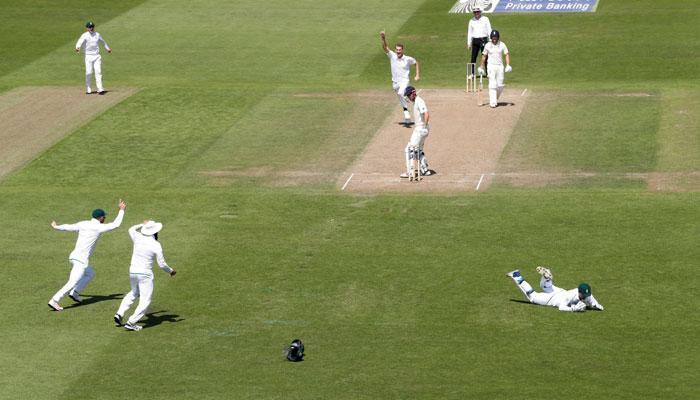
left=51, top=259, right=95, bottom=302
left=393, top=79, right=410, bottom=110
left=117, top=273, right=154, bottom=325
left=84, top=54, right=104, bottom=92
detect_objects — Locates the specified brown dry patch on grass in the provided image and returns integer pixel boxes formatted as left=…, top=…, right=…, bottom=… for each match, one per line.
left=647, top=172, right=700, bottom=192
left=341, top=88, right=527, bottom=193
left=491, top=172, right=699, bottom=191
left=0, top=86, right=137, bottom=180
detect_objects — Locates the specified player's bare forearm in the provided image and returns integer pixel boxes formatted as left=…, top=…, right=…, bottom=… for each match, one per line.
left=414, top=62, right=420, bottom=81
left=423, top=112, right=429, bottom=125
left=506, top=54, right=510, bottom=65
left=379, top=31, right=389, bottom=53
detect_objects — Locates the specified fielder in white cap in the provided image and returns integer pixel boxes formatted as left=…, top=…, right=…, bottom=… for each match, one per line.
left=506, top=267, right=604, bottom=312
left=115, top=220, right=176, bottom=331
left=380, top=30, right=420, bottom=125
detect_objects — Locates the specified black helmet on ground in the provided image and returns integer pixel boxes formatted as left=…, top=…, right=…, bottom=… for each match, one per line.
left=286, top=339, right=304, bottom=362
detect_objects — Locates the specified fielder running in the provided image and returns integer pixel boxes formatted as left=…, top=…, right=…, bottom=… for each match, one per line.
left=75, top=21, right=111, bottom=95
left=114, top=220, right=176, bottom=331
left=380, top=31, right=420, bottom=125
left=507, top=267, right=605, bottom=312
left=48, top=199, right=126, bottom=311
left=477, top=30, right=511, bottom=108
left=400, top=86, right=433, bottom=178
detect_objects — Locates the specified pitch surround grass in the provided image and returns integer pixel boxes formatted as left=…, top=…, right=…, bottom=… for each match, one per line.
left=0, top=1, right=698, bottom=399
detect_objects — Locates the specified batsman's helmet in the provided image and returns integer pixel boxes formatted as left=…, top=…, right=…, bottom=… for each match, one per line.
left=286, top=339, right=304, bottom=362
left=404, top=86, right=416, bottom=97
left=578, top=283, right=592, bottom=298
left=86, top=21, right=95, bottom=28
left=490, top=30, right=500, bottom=39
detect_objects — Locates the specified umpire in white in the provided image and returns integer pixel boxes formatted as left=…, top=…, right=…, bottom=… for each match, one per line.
left=466, top=7, right=491, bottom=76
left=115, top=220, right=176, bottom=331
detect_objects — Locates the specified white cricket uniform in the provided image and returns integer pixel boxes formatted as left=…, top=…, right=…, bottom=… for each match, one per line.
left=483, top=41, right=509, bottom=107
left=51, top=210, right=124, bottom=302
left=387, top=50, right=416, bottom=110
left=467, top=16, right=492, bottom=45
left=517, top=276, right=604, bottom=312
left=116, top=224, right=174, bottom=325
left=75, top=31, right=111, bottom=93
left=405, top=95, right=430, bottom=173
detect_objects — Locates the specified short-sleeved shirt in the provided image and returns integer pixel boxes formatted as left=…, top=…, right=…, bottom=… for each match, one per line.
left=483, top=41, right=509, bottom=66
left=387, top=50, right=416, bottom=83
left=413, top=95, right=429, bottom=128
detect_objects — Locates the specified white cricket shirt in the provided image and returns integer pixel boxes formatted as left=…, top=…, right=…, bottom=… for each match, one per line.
left=75, top=31, right=110, bottom=56
left=413, top=95, right=429, bottom=128
left=550, top=289, right=602, bottom=312
left=127, top=224, right=173, bottom=276
left=54, top=210, right=124, bottom=264
left=387, top=50, right=416, bottom=83
left=483, top=41, right=509, bottom=66
left=467, top=16, right=492, bottom=43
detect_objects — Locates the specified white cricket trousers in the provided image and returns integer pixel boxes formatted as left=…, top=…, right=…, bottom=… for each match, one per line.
left=517, top=277, right=563, bottom=306
left=117, top=273, right=154, bottom=325
left=487, top=64, right=505, bottom=107
left=393, top=79, right=410, bottom=110
left=84, top=54, right=104, bottom=92
left=51, top=259, right=95, bottom=302
left=405, top=126, right=430, bottom=173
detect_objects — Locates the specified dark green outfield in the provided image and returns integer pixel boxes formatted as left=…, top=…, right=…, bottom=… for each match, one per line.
left=0, top=0, right=698, bottom=399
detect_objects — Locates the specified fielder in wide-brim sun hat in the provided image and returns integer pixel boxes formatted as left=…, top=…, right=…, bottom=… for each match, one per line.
left=140, top=221, right=163, bottom=236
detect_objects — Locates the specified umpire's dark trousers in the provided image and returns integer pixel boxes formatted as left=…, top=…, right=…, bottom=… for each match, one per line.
left=470, top=37, right=489, bottom=74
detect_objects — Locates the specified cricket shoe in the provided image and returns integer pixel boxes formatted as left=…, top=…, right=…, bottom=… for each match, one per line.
left=536, top=266, right=553, bottom=281
left=114, top=313, right=123, bottom=326
left=124, top=323, right=142, bottom=331
left=68, top=291, right=82, bottom=303
left=506, top=269, right=523, bottom=284
left=48, top=299, right=63, bottom=311
left=86, top=87, right=92, bottom=95
left=400, top=172, right=410, bottom=178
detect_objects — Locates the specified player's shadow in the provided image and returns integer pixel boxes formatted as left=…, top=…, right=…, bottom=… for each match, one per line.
left=509, top=299, right=535, bottom=305
left=143, top=310, right=184, bottom=328
left=497, top=101, right=516, bottom=106
left=63, top=293, right=123, bottom=309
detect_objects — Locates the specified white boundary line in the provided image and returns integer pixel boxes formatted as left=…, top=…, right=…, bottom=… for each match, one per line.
left=521, top=88, right=528, bottom=97
left=475, top=173, right=485, bottom=191
left=341, top=173, right=354, bottom=191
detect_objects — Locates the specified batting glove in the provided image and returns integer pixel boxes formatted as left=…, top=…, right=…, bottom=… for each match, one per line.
left=505, top=65, right=513, bottom=73
left=477, top=67, right=485, bottom=76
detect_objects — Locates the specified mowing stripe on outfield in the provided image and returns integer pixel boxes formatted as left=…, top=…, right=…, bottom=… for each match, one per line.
left=0, top=86, right=137, bottom=180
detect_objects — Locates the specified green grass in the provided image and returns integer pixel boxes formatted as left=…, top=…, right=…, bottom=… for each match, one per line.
left=498, top=91, right=661, bottom=173
left=0, top=0, right=698, bottom=399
